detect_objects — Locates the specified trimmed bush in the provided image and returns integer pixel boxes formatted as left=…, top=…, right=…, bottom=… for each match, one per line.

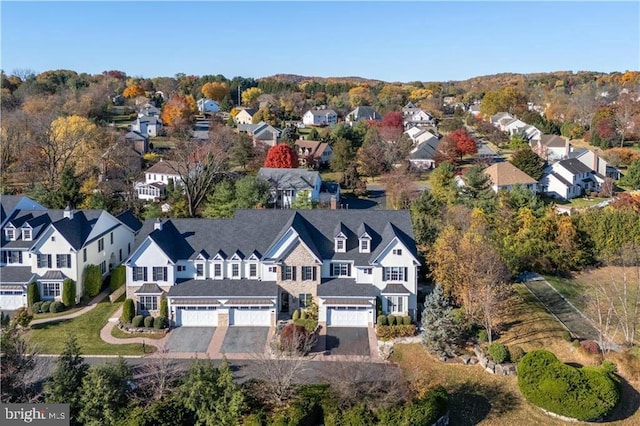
left=477, top=329, right=488, bottom=343
left=403, top=316, right=412, bottom=325
left=376, top=324, right=417, bottom=340
left=401, top=386, right=449, bottom=425
left=562, top=330, right=572, bottom=341
left=49, top=301, right=65, bottom=313
left=300, top=310, right=307, bottom=320
left=387, top=315, right=396, bottom=326
left=121, top=298, right=135, bottom=324
left=580, top=340, right=601, bottom=355
left=159, top=297, right=168, bottom=318
left=132, top=315, right=144, bottom=328
left=378, top=314, right=387, bottom=326
left=109, top=265, right=126, bottom=291
left=509, top=346, right=526, bottom=363
left=41, top=301, right=52, bottom=313
left=293, top=318, right=318, bottom=333
left=144, top=316, right=154, bottom=328
left=292, top=309, right=300, bottom=321
left=154, top=316, right=169, bottom=329
left=83, top=265, right=103, bottom=297
left=518, top=349, right=620, bottom=421
left=62, top=278, right=76, bottom=307
left=488, top=342, right=510, bottom=364
left=602, top=360, right=617, bottom=374
left=32, top=302, right=43, bottom=314
left=572, top=339, right=581, bottom=348
left=27, top=282, right=40, bottom=307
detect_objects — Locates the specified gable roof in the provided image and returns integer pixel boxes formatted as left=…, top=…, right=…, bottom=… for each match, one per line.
left=484, top=163, right=537, bottom=187
left=348, top=106, right=381, bottom=122
left=1, top=196, right=46, bottom=226
left=306, top=108, right=337, bottom=117
left=410, top=138, right=440, bottom=160
left=294, top=140, right=331, bottom=160
left=540, top=134, right=568, bottom=148
left=145, top=160, right=182, bottom=176
left=257, top=168, right=320, bottom=191
left=52, top=210, right=109, bottom=250
left=116, top=210, right=143, bottom=234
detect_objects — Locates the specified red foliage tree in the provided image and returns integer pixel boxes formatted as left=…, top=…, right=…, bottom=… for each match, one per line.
left=381, top=111, right=404, bottom=131
left=448, top=129, right=477, bottom=158
left=264, top=143, right=299, bottom=168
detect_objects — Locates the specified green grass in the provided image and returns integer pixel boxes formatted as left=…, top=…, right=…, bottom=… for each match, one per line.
left=27, top=299, right=150, bottom=355
left=319, top=171, right=342, bottom=183
left=33, top=305, right=85, bottom=320
left=543, top=275, right=587, bottom=310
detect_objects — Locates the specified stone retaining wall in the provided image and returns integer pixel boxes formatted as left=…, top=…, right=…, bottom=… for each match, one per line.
left=473, top=346, right=517, bottom=376
left=109, top=285, right=126, bottom=303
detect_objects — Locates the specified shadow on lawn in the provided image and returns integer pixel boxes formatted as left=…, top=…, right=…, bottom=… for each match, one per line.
left=605, top=375, right=640, bottom=422
left=448, top=380, right=520, bottom=426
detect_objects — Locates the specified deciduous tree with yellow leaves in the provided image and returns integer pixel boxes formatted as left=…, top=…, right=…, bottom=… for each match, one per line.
left=201, top=82, right=229, bottom=102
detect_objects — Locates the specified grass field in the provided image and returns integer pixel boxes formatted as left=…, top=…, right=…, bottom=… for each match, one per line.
left=27, top=299, right=150, bottom=355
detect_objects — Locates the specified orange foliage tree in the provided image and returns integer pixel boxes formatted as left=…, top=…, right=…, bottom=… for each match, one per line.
left=201, top=82, right=229, bottom=102
left=161, top=95, right=196, bottom=127
left=264, top=143, right=299, bottom=168
left=123, top=85, right=145, bottom=98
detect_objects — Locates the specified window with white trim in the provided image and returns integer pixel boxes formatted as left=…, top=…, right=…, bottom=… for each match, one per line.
left=383, top=267, right=406, bottom=282
left=22, top=228, right=32, bottom=241
left=98, top=238, right=104, bottom=252
left=42, top=282, right=61, bottom=298
left=282, top=265, right=296, bottom=281
left=177, top=265, right=186, bottom=272
left=100, top=261, right=106, bottom=274
left=196, top=264, right=204, bottom=277
left=331, top=262, right=350, bottom=277
left=360, top=239, right=369, bottom=253
left=214, top=263, right=222, bottom=278
left=56, top=254, right=71, bottom=268
left=335, top=238, right=346, bottom=253
left=231, top=263, right=240, bottom=278
left=5, top=227, right=15, bottom=241
left=299, top=293, right=312, bottom=308
left=133, top=267, right=147, bottom=281
left=268, top=266, right=277, bottom=273
left=363, top=267, right=372, bottom=275
left=392, top=248, right=402, bottom=255
left=302, top=266, right=316, bottom=281
left=249, top=263, right=257, bottom=278
left=387, top=296, right=404, bottom=313
left=152, top=267, right=167, bottom=281
left=4, top=251, right=22, bottom=264
left=37, top=254, right=52, bottom=268
left=138, top=296, right=158, bottom=311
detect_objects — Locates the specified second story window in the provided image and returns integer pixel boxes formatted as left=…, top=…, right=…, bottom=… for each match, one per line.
left=282, top=265, right=296, bottom=281
left=37, top=254, right=52, bottom=268
left=110, top=232, right=114, bottom=245
left=56, top=254, right=71, bottom=268
left=214, top=263, right=222, bottom=278
left=83, top=248, right=87, bottom=262
left=133, top=266, right=147, bottom=281
left=302, top=266, right=316, bottom=281
left=22, top=228, right=32, bottom=241
left=383, top=266, right=406, bottom=282
left=196, top=264, right=204, bottom=277
left=5, top=251, right=23, bottom=264
left=5, top=228, right=15, bottom=241
left=152, top=267, right=167, bottom=281
left=232, top=264, right=240, bottom=278
left=331, top=263, right=350, bottom=277
left=98, top=238, right=104, bottom=252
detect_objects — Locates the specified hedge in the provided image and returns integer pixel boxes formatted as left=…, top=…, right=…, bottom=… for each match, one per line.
left=378, top=314, right=387, bottom=326
left=376, top=324, right=417, bottom=340
left=387, top=315, right=396, bottom=326
left=109, top=265, right=126, bottom=291
left=132, top=315, right=144, bottom=328
left=159, top=297, right=168, bottom=318
left=518, top=349, right=619, bottom=421
left=144, top=316, right=154, bottom=328
left=62, top=278, right=76, bottom=307
left=32, top=301, right=43, bottom=314
left=154, top=316, right=169, bottom=329
left=488, top=342, right=510, bottom=364
left=50, top=301, right=65, bottom=313
left=122, top=299, right=135, bottom=324
left=27, top=282, right=40, bottom=307
left=41, top=301, right=52, bottom=313
left=83, top=265, right=103, bottom=297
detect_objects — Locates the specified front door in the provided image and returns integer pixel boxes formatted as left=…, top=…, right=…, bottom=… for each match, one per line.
left=280, top=292, right=289, bottom=312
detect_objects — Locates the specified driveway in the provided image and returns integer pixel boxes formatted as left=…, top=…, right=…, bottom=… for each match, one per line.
left=325, top=327, right=370, bottom=356
left=166, top=327, right=215, bottom=353
left=221, top=327, right=270, bottom=354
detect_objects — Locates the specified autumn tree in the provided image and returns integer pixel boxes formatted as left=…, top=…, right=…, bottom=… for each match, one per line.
left=590, top=106, right=618, bottom=148
left=201, top=81, right=229, bottom=102
left=479, top=86, right=528, bottom=116
left=264, top=143, right=299, bottom=168
left=161, top=95, right=196, bottom=127
left=377, top=85, right=406, bottom=109
left=429, top=162, right=458, bottom=205
left=380, top=111, right=404, bottom=131
left=122, top=84, right=145, bottom=98
left=356, top=126, right=391, bottom=178
left=330, top=137, right=356, bottom=173
left=509, top=147, right=545, bottom=181
left=384, top=169, right=417, bottom=210
left=447, top=128, right=477, bottom=159
left=241, top=87, right=263, bottom=108
left=348, top=86, right=373, bottom=107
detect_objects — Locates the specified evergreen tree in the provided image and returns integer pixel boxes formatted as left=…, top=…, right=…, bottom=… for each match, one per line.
left=510, top=148, right=545, bottom=181
left=62, top=278, right=76, bottom=307
left=235, top=176, right=270, bottom=209
left=27, top=281, right=40, bottom=307
left=290, top=190, right=313, bottom=209
left=620, top=159, right=640, bottom=189
left=421, top=285, right=460, bottom=358
left=45, top=334, right=89, bottom=424
left=203, top=180, right=236, bottom=218
left=219, top=96, right=232, bottom=112
left=458, top=165, right=496, bottom=211
left=52, top=165, right=84, bottom=209
left=0, top=324, right=36, bottom=402
left=79, top=357, right=132, bottom=426
left=410, top=190, right=444, bottom=248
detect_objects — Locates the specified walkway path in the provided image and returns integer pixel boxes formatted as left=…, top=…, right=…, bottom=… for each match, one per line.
left=99, top=306, right=169, bottom=351
left=31, top=287, right=112, bottom=326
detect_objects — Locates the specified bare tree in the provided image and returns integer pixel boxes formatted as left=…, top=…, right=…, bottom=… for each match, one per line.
left=133, top=349, right=180, bottom=402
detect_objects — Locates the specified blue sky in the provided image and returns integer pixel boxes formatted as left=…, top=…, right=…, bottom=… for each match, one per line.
left=2, top=1, right=639, bottom=82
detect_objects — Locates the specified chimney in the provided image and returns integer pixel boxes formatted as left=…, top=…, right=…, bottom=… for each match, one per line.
left=154, top=219, right=163, bottom=231
left=63, top=205, right=74, bottom=220
left=330, top=196, right=337, bottom=210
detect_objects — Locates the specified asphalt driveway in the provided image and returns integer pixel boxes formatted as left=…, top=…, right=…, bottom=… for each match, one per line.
left=221, top=327, right=269, bottom=354
left=166, top=327, right=215, bottom=353
left=325, top=327, right=370, bottom=356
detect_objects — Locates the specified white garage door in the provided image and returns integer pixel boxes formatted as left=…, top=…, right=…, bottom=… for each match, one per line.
left=230, top=306, right=271, bottom=326
left=175, top=306, right=218, bottom=327
left=0, top=290, right=26, bottom=310
left=327, top=306, right=369, bottom=326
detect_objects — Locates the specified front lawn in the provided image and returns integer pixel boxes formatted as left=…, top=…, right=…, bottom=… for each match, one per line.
left=27, top=299, right=150, bottom=355
left=33, top=305, right=85, bottom=320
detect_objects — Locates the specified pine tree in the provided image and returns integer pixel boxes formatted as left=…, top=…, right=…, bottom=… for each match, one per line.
left=421, top=285, right=460, bottom=358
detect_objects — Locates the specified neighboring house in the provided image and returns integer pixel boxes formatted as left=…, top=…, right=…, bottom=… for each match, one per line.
left=197, top=98, right=220, bottom=114
left=409, top=137, right=441, bottom=170
left=405, top=126, right=438, bottom=146
left=484, top=163, right=538, bottom=194
left=402, top=103, right=434, bottom=128
left=302, top=107, right=338, bottom=127
left=540, top=158, right=599, bottom=200
left=0, top=203, right=140, bottom=310
left=131, top=116, right=163, bottom=137
left=234, top=108, right=257, bottom=125
left=238, top=121, right=281, bottom=147
left=345, top=106, right=381, bottom=126
left=124, top=131, right=150, bottom=155
left=490, top=112, right=513, bottom=126
left=138, top=103, right=161, bottom=118
left=135, top=159, right=183, bottom=201
left=520, top=124, right=542, bottom=143
left=124, top=209, right=419, bottom=326
left=295, top=140, right=333, bottom=167
left=468, top=104, right=481, bottom=117
left=257, top=168, right=323, bottom=208
left=501, top=118, right=528, bottom=135
left=0, top=195, right=46, bottom=227
left=100, top=144, right=142, bottom=182
left=568, top=148, right=620, bottom=180
left=531, top=134, right=571, bottom=162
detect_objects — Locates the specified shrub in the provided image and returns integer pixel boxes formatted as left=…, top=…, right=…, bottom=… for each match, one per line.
left=293, top=318, right=318, bottom=333
left=121, top=299, right=135, bottom=324
left=518, top=349, right=620, bottom=421
left=580, top=340, right=601, bottom=355
left=403, top=316, right=412, bottom=325
left=387, top=315, right=396, bottom=326
left=378, top=314, right=387, bottom=326
left=572, top=339, right=581, bottom=348
left=32, top=301, right=43, bottom=314
left=83, top=265, right=103, bottom=297
left=509, top=346, right=526, bottom=363
left=49, top=301, right=65, bottom=313
left=280, top=323, right=314, bottom=355
left=109, top=265, right=126, bottom=291
left=488, top=342, right=510, bottom=364
left=292, top=309, right=300, bottom=321
left=132, top=315, right=144, bottom=327
left=144, top=316, right=154, bottom=328
left=62, top=278, right=76, bottom=307
left=27, top=282, right=40, bottom=307
left=154, top=316, right=169, bottom=329
left=562, top=330, right=572, bottom=341
left=11, top=307, right=33, bottom=327
left=401, top=386, right=449, bottom=425
left=477, top=329, right=488, bottom=343
left=41, top=301, right=52, bottom=313
left=300, top=310, right=307, bottom=320
left=159, top=297, right=168, bottom=318
left=376, top=324, right=417, bottom=340
left=602, top=360, right=617, bottom=374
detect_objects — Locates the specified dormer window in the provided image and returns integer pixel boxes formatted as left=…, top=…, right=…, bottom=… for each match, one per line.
left=359, top=233, right=371, bottom=253
left=5, top=227, right=16, bottom=241
left=335, top=234, right=346, bottom=253
left=22, top=228, right=32, bottom=241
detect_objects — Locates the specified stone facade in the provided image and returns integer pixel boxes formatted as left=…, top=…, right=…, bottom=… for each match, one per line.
left=277, top=242, right=320, bottom=314
left=126, top=284, right=170, bottom=317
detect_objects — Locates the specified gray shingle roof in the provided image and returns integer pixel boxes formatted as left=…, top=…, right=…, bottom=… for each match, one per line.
left=0, top=266, right=35, bottom=284
left=52, top=210, right=108, bottom=250
left=381, top=284, right=410, bottom=294
left=558, top=158, right=594, bottom=175
left=348, top=106, right=381, bottom=122
left=116, top=210, right=143, bottom=234
left=168, top=279, right=278, bottom=298
left=410, top=138, right=440, bottom=160
left=135, top=283, right=165, bottom=294
left=317, top=278, right=376, bottom=297
left=257, top=168, right=320, bottom=191
left=40, top=270, right=68, bottom=280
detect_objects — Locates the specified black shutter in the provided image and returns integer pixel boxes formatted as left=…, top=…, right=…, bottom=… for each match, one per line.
left=18, top=252, right=23, bottom=263
left=404, top=267, right=408, bottom=282
left=48, top=254, right=52, bottom=268
left=313, top=266, right=317, bottom=281
left=67, top=254, right=71, bottom=267
left=347, top=264, right=351, bottom=277
left=292, top=266, right=297, bottom=281
left=281, top=267, right=286, bottom=281
left=143, top=267, right=148, bottom=282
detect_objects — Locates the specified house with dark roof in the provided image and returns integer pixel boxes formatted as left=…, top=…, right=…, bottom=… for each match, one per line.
left=531, top=134, right=571, bottom=162
left=568, top=148, right=620, bottom=180
left=0, top=200, right=140, bottom=310
left=408, top=137, right=441, bottom=170
left=124, top=210, right=419, bottom=327
left=257, top=168, right=339, bottom=208
left=402, top=103, right=434, bottom=128
left=302, top=107, right=338, bottom=127
left=540, top=158, right=599, bottom=200
left=237, top=121, right=281, bottom=147
left=345, top=106, right=381, bottom=127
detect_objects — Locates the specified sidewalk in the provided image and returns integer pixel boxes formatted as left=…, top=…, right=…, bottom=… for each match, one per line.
left=31, top=287, right=112, bottom=326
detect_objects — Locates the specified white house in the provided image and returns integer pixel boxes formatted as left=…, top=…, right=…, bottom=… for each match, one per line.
left=138, top=103, right=161, bottom=118
left=540, top=158, right=599, bottom=200
left=124, top=210, right=419, bottom=327
left=131, top=116, right=162, bottom=137
left=257, top=168, right=324, bottom=208
left=234, top=108, right=256, bottom=125
left=135, top=159, right=183, bottom=200
left=302, top=107, right=338, bottom=127
left=531, top=134, right=571, bottom=162
left=0, top=201, right=140, bottom=310
left=345, top=106, right=381, bottom=126
left=484, top=163, right=538, bottom=194
left=197, top=98, right=220, bottom=114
